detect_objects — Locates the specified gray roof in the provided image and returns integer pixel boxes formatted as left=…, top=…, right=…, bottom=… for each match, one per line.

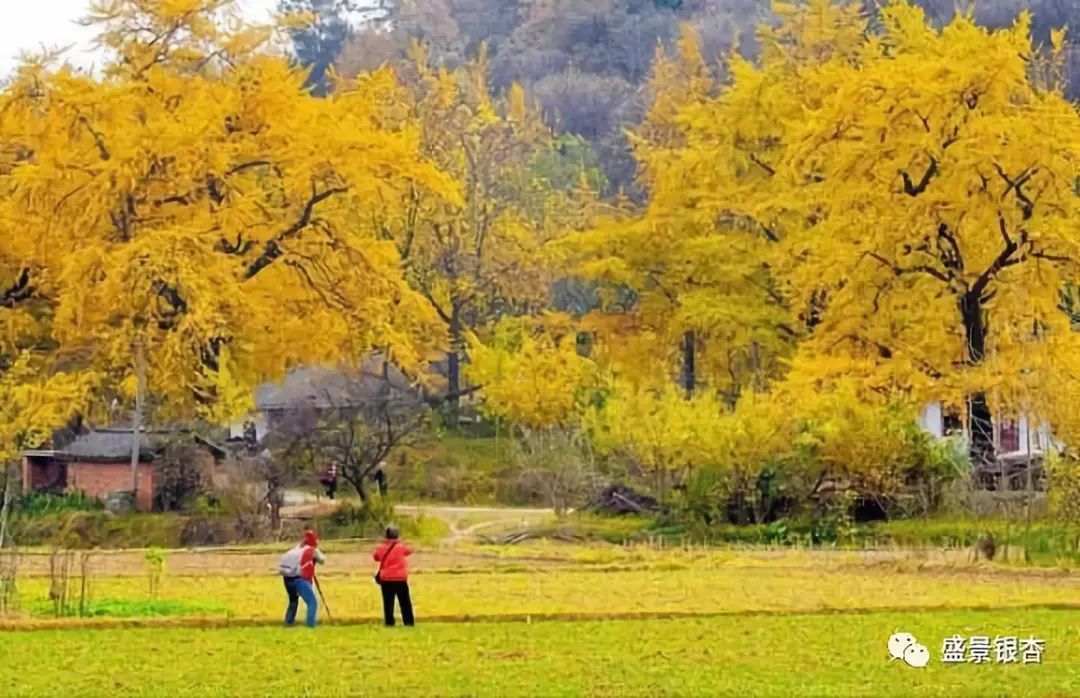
left=60, top=429, right=158, bottom=461
left=36, top=428, right=226, bottom=462
left=254, top=357, right=428, bottom=410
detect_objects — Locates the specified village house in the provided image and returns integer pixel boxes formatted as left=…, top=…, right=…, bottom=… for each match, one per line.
left=228, top=356, right=465, bottom=445
left=917, top=402, right=1056, bottom=488
left=22, top=428, right=226, bottom=512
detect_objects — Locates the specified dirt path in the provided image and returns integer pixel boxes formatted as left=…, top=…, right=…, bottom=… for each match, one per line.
left=278, top=489, right=556, bottom=545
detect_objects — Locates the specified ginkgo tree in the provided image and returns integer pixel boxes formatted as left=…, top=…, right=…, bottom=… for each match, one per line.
left=772, top=2, right=1079, bottom=468
left=0, top=0, right=457, bottom=464
left=559, top=29, right=796, bottom=404
left=347, top=43, right=585, bottom=417
left=620, top=0, right=1080, bottom=469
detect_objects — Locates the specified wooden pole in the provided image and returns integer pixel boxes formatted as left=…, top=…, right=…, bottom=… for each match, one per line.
left=0, top=462, right=12, bottom=549
left=1024, top=414, right=1034, bottom=564
left=130, top=341, right=146, bottom=500
left=494, top=351, right=502, bottom=467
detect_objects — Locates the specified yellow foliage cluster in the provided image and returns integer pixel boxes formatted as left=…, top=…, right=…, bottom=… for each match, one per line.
left=584, top=376, right=927, bottom=485
left=584, top=385, right=784, bottom=475
left=466, top=316, right=598, bottom=430
left=491, top=1, right=1080, bottom=483
left=0, top=0, right=462, bottom=453
left=383, top=43, right=562, bottom=338
left=647, top=0, right=1080, bottom=412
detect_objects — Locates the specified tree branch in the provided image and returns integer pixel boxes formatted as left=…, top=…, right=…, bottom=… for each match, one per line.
left=244, top=185, right=347, bottom=280
left=749, top=154, right=775, bottom=176
left=78, top=116, right=110, bottom=161
left=865, top=252, right=951, bottom=284
left=994, top=163, right=1036, bottom=220
left=901, top=156, right=937, bottom=196
left=0, top=268, right=34, bottom=308
left=970, top=216, right=1020, bottom=300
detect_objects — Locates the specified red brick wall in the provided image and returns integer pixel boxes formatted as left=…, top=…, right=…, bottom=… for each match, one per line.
left=67, top=461, right=155, bottom=512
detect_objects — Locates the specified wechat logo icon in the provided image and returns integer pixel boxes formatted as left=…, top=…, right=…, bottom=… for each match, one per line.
left=888, top=631, right=931, bottom=668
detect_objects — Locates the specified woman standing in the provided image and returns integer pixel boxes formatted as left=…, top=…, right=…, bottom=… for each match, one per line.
left=373, top=526, right=414, bottom=626
left=278, top=529, right=326, bottom=628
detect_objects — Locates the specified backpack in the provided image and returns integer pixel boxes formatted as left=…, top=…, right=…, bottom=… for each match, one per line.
left=278, top=545, right=304, bottom=577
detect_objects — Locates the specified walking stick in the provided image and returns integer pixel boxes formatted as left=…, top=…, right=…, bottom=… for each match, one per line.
left=313, top=575, right=332, bottom=620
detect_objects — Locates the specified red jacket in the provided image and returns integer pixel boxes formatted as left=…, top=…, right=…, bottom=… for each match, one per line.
left=373, top=539, right=412, bottom=582
left=299, top=531, right=325, bottom=582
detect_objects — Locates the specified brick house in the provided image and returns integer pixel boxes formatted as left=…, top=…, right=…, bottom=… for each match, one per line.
left=22, top=428, right=226, bottom=512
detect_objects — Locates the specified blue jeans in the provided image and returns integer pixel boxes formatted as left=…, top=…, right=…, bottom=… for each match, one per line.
left=284, top=577, right=318, bottom=628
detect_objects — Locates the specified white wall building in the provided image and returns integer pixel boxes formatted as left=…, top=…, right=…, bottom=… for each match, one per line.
left=917, top=402, right=1055, bottom=464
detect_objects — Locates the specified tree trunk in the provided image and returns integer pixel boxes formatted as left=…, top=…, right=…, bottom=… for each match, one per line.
left=346, top=474, right=368, bottom=504
left=447, top=350, right=460, bottom=408
left=130, top=341, right=147, bottom=499
left=446, top=317, right=464, bottom=426
left=681, top=330, right=696, bottom=399
left=267, top=481, right=282, bottom=531
left=960, top=291, right=995, bottom=474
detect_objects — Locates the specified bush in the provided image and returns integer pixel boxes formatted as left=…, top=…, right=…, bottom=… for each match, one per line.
left=1046, top=452, right=1080, bottom=553
left=17, top=491, right=103, bottom=517
left=395, top=433, right=506, bottom=504
left=315, top=499, right=449, bottom=543
left=511, top=429, right=602, bottom=516
left=12, top=511, right=188, bottom=549
left=1047, top=453, right=1080, bottom=523
left=319, top=497, right=396, bottom=539
left=154, top=442, right=209, bottom=511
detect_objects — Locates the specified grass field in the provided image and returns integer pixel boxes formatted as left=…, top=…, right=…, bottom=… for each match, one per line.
left=4, top=541, right=1080, bottom=696
left=2, top=610, right=1077, bottom=696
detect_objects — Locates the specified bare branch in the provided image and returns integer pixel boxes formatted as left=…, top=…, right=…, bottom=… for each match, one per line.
left=0, top=268, right=34, bottom=308
left=244, top=185, right=347, bottom=280
left=749, top=154, right=776, bottom=176
left=901, top=156, right=937, bottom=196
left=78, top=116, right=110, bottom=161
left=864, top=251, right=951, bottom=284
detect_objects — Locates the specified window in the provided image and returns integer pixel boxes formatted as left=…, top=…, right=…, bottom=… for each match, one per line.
left=943, top=409, right=963, bottom=437
left=999, top=419, right=1020, bottom=453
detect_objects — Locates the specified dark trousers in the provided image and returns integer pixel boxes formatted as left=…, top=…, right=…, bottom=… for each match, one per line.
left=380, top=581, right=414, bottom=626
left=284, top=577, right=318, bottom=628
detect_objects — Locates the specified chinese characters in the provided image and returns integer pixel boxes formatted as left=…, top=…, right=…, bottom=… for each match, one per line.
left=941, top=635, right=1045, bottom=665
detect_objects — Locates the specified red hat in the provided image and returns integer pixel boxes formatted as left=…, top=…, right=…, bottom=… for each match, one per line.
left=303, top=529, right=318, bottom=548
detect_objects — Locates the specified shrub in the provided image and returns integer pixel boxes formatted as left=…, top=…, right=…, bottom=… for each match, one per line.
left=510, top=429, right=602, bottom=517
left=1046, top=452, right=1080, bottom=552
left=17, top=491, right=103, bottom=517
left=154, top=442, right=209, bottom=511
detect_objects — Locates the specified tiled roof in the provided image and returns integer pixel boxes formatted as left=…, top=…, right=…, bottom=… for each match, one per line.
left=253, top=358, right=429, bottom=410
left=60, top=429, right=159, bottom=461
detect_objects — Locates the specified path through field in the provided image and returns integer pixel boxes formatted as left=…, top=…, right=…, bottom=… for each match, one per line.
left=279, top=488, right=556, bottom=544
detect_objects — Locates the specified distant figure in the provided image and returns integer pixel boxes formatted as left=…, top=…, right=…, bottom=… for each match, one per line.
left=373, top=466, right=388, bottom=497
left=975, top=532, right=997, bottom=561
left=277, top=529, right=326, bottom=628
left=373, top=525, right=413, bottom=627
left=320, top=463, right=338, bottom=500
left=242, top=420, right=257, bottom=448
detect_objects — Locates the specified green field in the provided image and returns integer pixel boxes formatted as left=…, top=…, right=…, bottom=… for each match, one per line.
left=4, top=543, right=1080, bottom=696
left=3, top=610, right=1078, bottom=697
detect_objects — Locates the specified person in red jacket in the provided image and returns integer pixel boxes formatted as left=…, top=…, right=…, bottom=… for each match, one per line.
left=278, top=529, right=326, bottom=628
left=373, top=525, right=413, bottom=626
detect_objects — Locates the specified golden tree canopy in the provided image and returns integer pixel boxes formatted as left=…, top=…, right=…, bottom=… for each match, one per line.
left=0, top=0, right=458, bottom=446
